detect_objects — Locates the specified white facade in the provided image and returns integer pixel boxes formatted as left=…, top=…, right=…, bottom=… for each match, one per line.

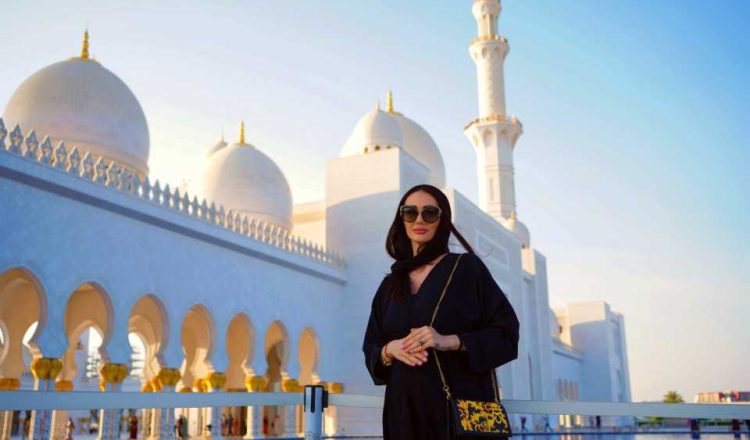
left=0, top=1, right=632, bottom=437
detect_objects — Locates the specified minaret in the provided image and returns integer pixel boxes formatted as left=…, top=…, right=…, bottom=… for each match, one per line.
left=465, top=0, right=524, bottom=224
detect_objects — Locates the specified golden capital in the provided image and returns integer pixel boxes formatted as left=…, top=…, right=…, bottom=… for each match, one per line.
left=99, top=363, right=128, bottom=384
left=244, top=375, right=268, bottom=392
left=158, top=368, right=181, bottom=387
left=149, top=376, right=163, bottom=392
left=31, top=357, right=62, bottom=380
left=0, top=378, right=21, bottom=391
left=328, top=382, right=344, bottom=394
left=205, top=372, right=227, bottom=391
left=193, top=378, right=207, bottom=392
left=55, top=380, right=74, bottom=392
left=281, top=378, right=301, bottom=393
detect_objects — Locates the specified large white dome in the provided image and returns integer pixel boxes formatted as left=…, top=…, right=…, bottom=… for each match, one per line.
left=340, top=93, right=446, bottom=187
left=390, top=113, right=446, bottom=187
left=202, top=133, right=292, bottom=230
left=3, top=52, right=150, bottom=176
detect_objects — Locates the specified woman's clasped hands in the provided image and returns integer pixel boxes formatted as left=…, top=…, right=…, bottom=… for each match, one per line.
left=386, top=326, right=450, bottom=367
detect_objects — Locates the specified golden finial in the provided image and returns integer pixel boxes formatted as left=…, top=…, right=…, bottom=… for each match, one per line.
left=81, top=29, right=90, bottom=60
left=239, top=121, right=245, bottom=144
left=386, top=90, right=394, bottom=113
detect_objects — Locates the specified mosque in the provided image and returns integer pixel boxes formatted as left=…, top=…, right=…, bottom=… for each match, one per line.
left=0, top=1, right=632, bottom=438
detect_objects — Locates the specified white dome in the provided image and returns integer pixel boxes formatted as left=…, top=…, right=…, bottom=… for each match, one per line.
left=202, top=140, right=292, bottom=230
left=390, top=113, right=446, bottom=187
left=340, top=94, right=446, bottom=187
left=3, top=57, right=150, bottom=175
left=340, top=106, right=403, bottom=156
left=503, top=211, right=530, bottom=248
left=206, top=136, right=227, bottom=157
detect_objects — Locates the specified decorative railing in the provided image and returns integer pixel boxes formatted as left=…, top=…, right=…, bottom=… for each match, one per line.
left=0, top=119, right=345, bottom=268
left=1, top=389, right=750, bottom=439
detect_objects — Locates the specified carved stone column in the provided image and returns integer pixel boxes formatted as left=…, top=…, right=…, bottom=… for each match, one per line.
left=154, top=368, right=181, bottom=440
left=243, top=375, right=268, bottom=439
left=0, top=378, right=21, bottom=440
left=30, top=358, right=63, bottom=440
left=204, top=372, right=227, bottom=439
left=97, top=363, right=128, bottom=440
left=281, top=378, right=301, bottom=437
left=49, top=380, right=74, bottom=440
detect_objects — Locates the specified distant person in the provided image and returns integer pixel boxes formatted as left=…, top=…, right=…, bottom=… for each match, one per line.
left=22, top=413, right=31, bottom=440
left=543, top=414, right=554, bottom=433
left=128, top=416, right=138, bottom=440
left=521, top=415, right=528, bottom=433
left=689, top=418, right=700, bottom=439
left=596, top=415, right=602, bottom=430
left=363, top=185, right=520, bottom=440
left=745, top=420, right=750, bottom=433
left=731, top=419, right=741, bottom=437
left=177, top=415, right=189, bottom=439
left=65, top=418, right=75, bottom=440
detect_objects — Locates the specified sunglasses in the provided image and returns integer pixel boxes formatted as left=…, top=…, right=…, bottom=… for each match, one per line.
left=399, top=205, right=442, bottom=224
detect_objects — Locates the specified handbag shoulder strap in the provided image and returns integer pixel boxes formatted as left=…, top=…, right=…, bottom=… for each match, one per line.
left=431, top=253, right=500, bottom=403
left=429, top=253, right=462, bottom=327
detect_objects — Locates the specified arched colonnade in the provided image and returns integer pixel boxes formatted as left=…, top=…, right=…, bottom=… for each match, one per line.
left=0, top=267, right=343, bottom=439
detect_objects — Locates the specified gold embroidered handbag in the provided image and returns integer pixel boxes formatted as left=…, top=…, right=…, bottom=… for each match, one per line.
left=431, top=254, right=512, bottom=439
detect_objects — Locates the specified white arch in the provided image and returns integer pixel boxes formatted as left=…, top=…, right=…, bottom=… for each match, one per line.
left=0, top=267, right=46, bottom=379
left=226, top=313, right=255, bottom=390
left=179, top=304, right=216, bottom=389
left=297, top=327, right=320, bottom=386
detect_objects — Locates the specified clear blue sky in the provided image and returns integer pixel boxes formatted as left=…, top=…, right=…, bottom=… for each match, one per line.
left=1, top=0, right=747, bottom=402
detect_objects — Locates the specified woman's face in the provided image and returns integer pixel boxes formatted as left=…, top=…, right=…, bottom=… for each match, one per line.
left=402, top=190, right=441, bottom=250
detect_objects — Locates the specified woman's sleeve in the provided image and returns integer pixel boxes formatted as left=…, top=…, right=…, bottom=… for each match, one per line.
left=458, top=254, right=520, bottom=373
left=362, top=276, right=392, bottom=385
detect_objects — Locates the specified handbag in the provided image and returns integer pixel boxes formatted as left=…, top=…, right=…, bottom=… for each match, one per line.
left=430, top=254, right=512, bottom=439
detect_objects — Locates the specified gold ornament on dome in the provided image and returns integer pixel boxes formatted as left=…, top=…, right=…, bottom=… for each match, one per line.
left=81, top=30, right=90, bottom=59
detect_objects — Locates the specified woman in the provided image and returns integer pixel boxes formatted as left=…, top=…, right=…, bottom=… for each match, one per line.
left=362, top=184, right=520, bottom=439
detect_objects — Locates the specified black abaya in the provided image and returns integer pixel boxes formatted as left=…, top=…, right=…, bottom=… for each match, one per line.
left=362, top=252, right=520, bottom=440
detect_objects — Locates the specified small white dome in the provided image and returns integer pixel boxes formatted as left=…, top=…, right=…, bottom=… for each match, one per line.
left=3, top=55, right=150, bottom=175
left=340, top=93, right=446, bottom=187
left=340, top=106, right=403, bottom=156
left=202, top=137, right=292, bottom=230
left=206, top=136, right=227, bottom=157
left=503, top=211, right=530, bottom=248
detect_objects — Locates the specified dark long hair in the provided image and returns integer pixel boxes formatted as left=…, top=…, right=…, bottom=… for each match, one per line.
left=384, top=184, right=474, bottom=300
